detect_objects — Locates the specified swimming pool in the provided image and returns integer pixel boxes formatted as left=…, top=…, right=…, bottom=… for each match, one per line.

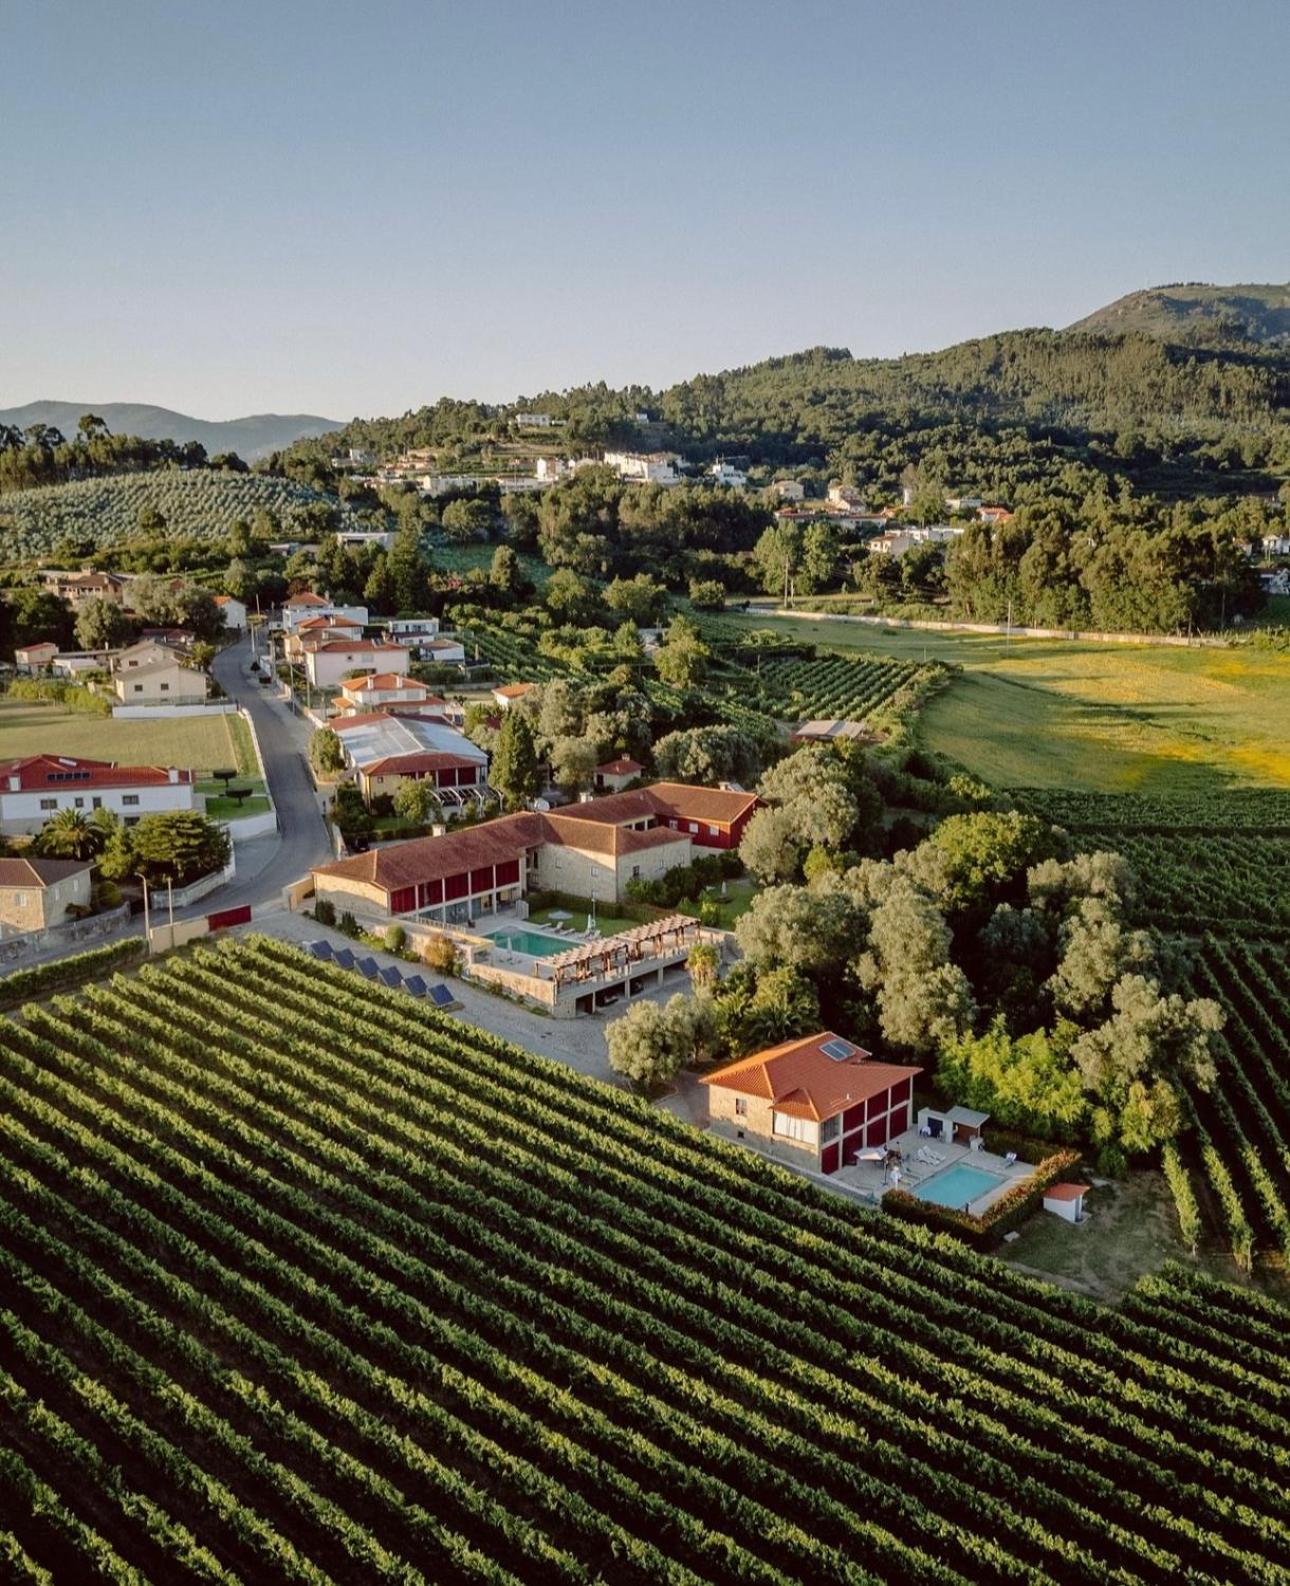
left=486, top=927, right=567, bottom=958
left=915, top=1162, right=1003, bottom=1211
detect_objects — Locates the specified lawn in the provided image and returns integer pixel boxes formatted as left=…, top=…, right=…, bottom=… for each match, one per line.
left=528, top=901, right=639, bottom=937
left=722, top=613, right=1290, bottom=792
left=196, top=775, right=271, bottom=819
left=676, top=875, right=759, bottom=930
left=0, top=700, right=258, bottom=776
left=432, top=542, right=550, bottom=586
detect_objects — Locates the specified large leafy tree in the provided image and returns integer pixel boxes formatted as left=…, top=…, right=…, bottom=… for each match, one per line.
left=491, top=710, right=540, bottom=810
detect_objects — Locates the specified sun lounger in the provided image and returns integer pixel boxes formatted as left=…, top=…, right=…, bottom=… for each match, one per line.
left=1003, top=1151, right=1018, bottom=1168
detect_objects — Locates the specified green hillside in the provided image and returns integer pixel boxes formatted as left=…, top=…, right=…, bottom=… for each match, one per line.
left=0, top=470, right=362, bottom=564
left=1069, top=282, right=1290, bottom=349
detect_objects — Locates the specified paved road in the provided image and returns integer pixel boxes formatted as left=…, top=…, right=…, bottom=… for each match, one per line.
left=173, top=637, right=331, bottom=918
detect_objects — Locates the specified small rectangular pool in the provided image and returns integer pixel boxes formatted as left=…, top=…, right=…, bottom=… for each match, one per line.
left=486, top=927, right=567, bottom=958
left=915, top=1162, right=1003, bottom=1211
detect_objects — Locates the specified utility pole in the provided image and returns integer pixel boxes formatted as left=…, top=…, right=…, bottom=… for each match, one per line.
left=140, top=876, right=150, bottom=944
left=167, top=878, right=174, bottom=937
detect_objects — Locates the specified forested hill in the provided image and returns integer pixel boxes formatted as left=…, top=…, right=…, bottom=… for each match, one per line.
left=0, top=401, right=340, bottom=461
left=303, top=326, right=1290, bottom=487
left=1069, top=282, right=1290, bottom=350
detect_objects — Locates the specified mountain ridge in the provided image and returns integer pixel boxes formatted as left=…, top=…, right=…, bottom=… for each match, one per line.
left=1067, top=282, right=1290, bottom=348
left=0, top=401, right=341, bottom=461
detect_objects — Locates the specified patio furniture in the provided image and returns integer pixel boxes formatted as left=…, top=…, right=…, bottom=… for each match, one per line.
left=1003, top=1151, right=1018, bottom=1168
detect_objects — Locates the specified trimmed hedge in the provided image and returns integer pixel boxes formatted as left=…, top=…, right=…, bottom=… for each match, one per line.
left=0, top=936, right=145, bottom=1011
left=883, top=1147, right=1084, bottom=1250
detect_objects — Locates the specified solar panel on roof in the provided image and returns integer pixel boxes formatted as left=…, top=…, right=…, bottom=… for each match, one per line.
left=820, top=1037, right=859, bottom=1061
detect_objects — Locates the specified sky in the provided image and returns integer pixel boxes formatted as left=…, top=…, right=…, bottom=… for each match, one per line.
left=3, top=0, right=1288, bottom=421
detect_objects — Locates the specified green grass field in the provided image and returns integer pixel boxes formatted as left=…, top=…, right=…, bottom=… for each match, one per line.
left=0, top=700, right=258, bottom=777
left=725, top=613, right=1290, bottom=792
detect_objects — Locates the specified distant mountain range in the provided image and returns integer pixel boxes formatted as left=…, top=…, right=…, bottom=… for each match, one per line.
left=0, top=401, right=341, bottom=461
left=1068, top=282, right=1290, bottom=349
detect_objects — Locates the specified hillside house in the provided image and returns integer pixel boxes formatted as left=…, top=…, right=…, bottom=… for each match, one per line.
left=0, top=755, right=195, bottom=834
left=282, top=593, right=368, bottom=631
left=772, top=479, right=805, bottom=502
left=702, top=1031, right=921, bottom=1175
left=491, top=683, right=536, bottom=710
left=0, top=857, right=94, bottom=936
left=39, top=569, right=130, bottom=608
left=213, top=595, right=248, bottom=629
left=603, top=450, right=683, bottom=486
left=337, top=673, right=443, bottom=712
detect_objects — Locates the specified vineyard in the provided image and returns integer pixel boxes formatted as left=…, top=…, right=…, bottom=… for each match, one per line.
left=0, top=471, right=361, bottom=563
left=1173, top=935, right=1290, bottom=1273
left=0, top=935, right=1287, bottom=1584
left=738, top=653, right=930, bottom=723
left=1015, top=789, right=1290, bottom=939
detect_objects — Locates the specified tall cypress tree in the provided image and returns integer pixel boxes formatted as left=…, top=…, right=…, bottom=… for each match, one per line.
left=491, top=710, right=540, bottom=811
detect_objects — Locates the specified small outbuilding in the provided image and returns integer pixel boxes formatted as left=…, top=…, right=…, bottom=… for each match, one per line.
left=917, top=1104, right=989, bottom=1145
left=1042, top=1182, right=1088, bottom=1224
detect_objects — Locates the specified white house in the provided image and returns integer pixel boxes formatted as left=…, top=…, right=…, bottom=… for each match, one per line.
left=303, top=638, right=411, bottom=689
left=514, top=412, right=557, bottom=429
left=337, top=673, right=444, bottom=711
left=491, top=683, right=535, bottom=710
left=213, top=595, right=248, bottom=630
left=282, top=593, right=369, bottom=631
left=603, top=451, right=683, bottom=486
left=13, top=641, right=59, bottom=673
left=0, top=755, right=195, bottom=835
left=417, top=636, right=466, bottom=665
left=708, top=461, right=747, bottom=489
left=112, top=655, right=208, bottom=707
left=384, top=617, right=441, bottom=641
left=534, top=457, right=568, bottom=483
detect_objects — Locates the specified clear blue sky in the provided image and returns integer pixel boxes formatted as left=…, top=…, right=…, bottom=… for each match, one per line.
left=3, top=0, right=1287, bottom=420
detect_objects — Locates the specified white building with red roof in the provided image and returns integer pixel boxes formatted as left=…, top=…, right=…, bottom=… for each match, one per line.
left=336, top=673, right=443, bottom=712
left=331, top=711, right=490, bottom=808
left=281, top=593, right=368, bottom=631
left=593, top=756, right=644, bottom=793
left=702, top=1031, right=921, bottom=1176
left=213, top=595, right=247, bottom=629
left=0, top=755, right=195, bottom=835
left=303, top=638, right=411, bottom=689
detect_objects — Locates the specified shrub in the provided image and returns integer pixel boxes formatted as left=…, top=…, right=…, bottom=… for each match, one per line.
left=313, top=899, right=336, bottom=927
left=0, top=937, right=145, bottom=1011
left=338, top=911, right=359, bottom=938
left=384, top=924, right=407, bottom=953
left=423, top=934, right=460, bottom=975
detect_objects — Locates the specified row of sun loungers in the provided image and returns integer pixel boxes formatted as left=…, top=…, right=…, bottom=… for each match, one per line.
left=915, top=1146, right=946, bottom=1166
left=301, top=939, right=461, bottom=1010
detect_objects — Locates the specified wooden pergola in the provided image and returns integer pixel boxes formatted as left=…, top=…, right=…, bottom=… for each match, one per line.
left=547, top=914, right=702, bottom=989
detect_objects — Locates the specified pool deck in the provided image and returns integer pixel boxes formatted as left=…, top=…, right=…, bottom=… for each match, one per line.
left=835, top=1127, right=1034, bottom=1212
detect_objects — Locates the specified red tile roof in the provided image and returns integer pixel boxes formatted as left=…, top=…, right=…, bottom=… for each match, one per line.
left=363, top=752, right=482, bottom=778
left=1044, top=1183, right=1087, bottom=1202
left=701, top=1031, right=920, bottom=1123
left=285, top=591, right=330, bottom=607
left=597, top=757, right=643, bottom=775
left=341, top=673, right=430, bottom=693
left=306, top=639, right=410, bottom=655
left=0, top=755, right=193, bottom=790
left=315, top=812, right=548, bottom=890
left=492, top=683, right=534, bottom=699
left=569, top=782, right=760, bottom=829
left=543, top=812, right=686, bottom=858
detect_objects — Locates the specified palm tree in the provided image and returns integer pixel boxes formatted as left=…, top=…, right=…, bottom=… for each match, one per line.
left=33, top=807, right=103, bottom=862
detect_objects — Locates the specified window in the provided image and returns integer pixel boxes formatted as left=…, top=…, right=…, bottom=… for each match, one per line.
left=39, top=798, right=56, bottom=811
left=734, top=1098, right=748, bottom=1117
left=707, top=825, right=719, bottom=837
left=820, top=1116, right=841, bottom=1143
left=631, top=865, right=641, bottom=881
left=688, top=822, right=698, bottom=834
left=92, top=797, right=102, bottom=810
left=74, top=797, right=84, bottom=809
left=772, top=1110, right=814, bottom=1143
left=133, top=683, right=143, bottom=693
left=14, top=893, right=26, bottom=907
left=122, top=795, right=140, bottom=807
left=160, top=682, right=170, bottom=692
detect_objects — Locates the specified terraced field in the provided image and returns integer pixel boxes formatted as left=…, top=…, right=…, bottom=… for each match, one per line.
left=0, top=936, right=1286, bottom=1584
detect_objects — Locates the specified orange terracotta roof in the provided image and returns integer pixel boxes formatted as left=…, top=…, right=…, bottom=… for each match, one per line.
left=285, top=591, right=330, bottom=607
left=307, top=639, right=410, bottom=655
left=492, top=683, right=534, bottom=699
left=543, top=812, right=686, bottom=858
left=363, top=752, right=481, bottom=778
left=597, top=757, right=643, bottom=774
left=571, top=781, right=760, bottom=829
left=342, top=673, right=428, bottom=693
left=1044, top=1183, right=1087, bottom=1202
left=701, top=1031, right=920, bottom=1123
left=315, top=812, right=547, bottom=890
left=0, top=755, right=194, bottom=791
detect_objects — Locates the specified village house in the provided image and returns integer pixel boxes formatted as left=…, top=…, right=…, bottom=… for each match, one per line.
left=213, top=594, right=247, bottom=629
left=708, top=461, right=747, bottom=488
left=13, top=641, right=59, bottom=673
left=417, top=636, right=466, bottom=665
left=702, top=1031, right=921, bottom=1175
left=336, top=673, right=444, bottom=712
left=283, top=613, right=365, bottom=659
left=331, top=711, right=491, bottom=809
left=790, top=720, right=871, bottom=745
left=978, top=505, right=1014, bottom=525
left=0, top=857, right=94, bottom=937
left=303, top=638, right=411, bottom=690
left=112, top=654, right=208, bottom=707
left=491, top=682, right=536, bottom=710
left=0, top=755, right=195, bottom=834
left=282, top=593, right=369, bottom=631
left=772, top=479, right=805, bottom=502
left=594, top=757, right=644, bottom=793
left=603, top=450, right=683, bottom=486
left=38, top=569, right=130, bottom=608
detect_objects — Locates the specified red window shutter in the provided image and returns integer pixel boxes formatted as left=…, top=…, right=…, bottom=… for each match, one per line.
left=820, top=1143, right=840, bottom=1174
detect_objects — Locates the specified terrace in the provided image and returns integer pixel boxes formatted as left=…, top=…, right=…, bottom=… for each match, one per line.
left=836, top=1115, right=1034, bottom=1212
